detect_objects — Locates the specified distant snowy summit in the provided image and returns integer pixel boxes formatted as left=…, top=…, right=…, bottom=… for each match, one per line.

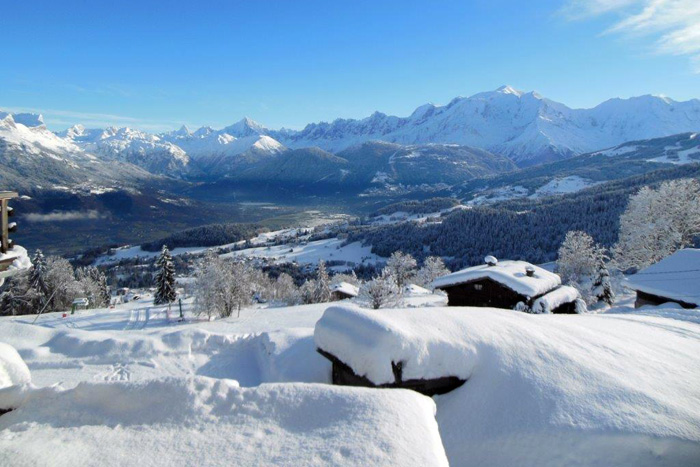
left=3, top=86, right=700, bottom=182
left=272, top=86, right=700, bottom=166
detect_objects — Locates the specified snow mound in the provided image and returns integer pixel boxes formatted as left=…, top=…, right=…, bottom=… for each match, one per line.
left=0, top=377, right=448, bottom=466
left=0, top=342, right=30, bottom=390
left=315, top=305, right=700, bottom=465
left=432, top=260, right=560, bottom=298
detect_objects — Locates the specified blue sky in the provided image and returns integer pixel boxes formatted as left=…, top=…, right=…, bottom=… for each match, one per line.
left=1, top=0, right=698, bottom=132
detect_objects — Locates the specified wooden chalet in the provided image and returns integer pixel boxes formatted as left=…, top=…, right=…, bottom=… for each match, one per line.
left=626, top=249, right=699, bottom=309
left=331, top=282, right=359, bottom=301
left=432, top=256, right=580, bottom=313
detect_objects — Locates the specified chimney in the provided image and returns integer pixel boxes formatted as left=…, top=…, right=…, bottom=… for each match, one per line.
left=484, top=255, right=498, bottom=267
left=525, top=266, right=535, bottom=277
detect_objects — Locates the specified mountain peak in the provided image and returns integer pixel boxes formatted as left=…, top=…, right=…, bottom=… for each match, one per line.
left=222, top=117, right=268, bottom=137
left=495, top=85, right=524, bottom=97
left=174, top=124, right=191, bottom=136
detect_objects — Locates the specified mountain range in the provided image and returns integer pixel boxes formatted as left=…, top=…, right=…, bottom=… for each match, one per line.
left=2, top=85, right=700, bottom=197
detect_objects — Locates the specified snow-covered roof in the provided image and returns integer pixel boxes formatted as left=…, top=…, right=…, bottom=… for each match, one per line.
left=331, top=281, right=359, bottom=297
left=625, top=249, right=700, bottom=306
left=531, top=285, right=581, bottom=314
left=432, top=260, right=561, bottom=298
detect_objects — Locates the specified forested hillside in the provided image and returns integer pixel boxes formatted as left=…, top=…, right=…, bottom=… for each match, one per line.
left=349, top=164, right=700, bottom=268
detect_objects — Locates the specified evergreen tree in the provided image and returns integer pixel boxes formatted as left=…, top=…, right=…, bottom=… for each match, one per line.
left=29, top=249, right=49, bottom=310
left=314, top=260, right=332, bottom=303
left=154, top=246, right=177, bottom=305
left=592, top=256, right=615, bottom=305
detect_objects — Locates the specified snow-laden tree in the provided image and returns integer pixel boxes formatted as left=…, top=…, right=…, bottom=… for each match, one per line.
left=591, top=255, right=615, bottom=305
left=273, top=273, right=300, bottom=305
left=0, top=272, right=31, bottom=316
left=29, top=249, right=49, bottom=309
left=416, top=256, right=449, bottom=289
left=614, top=179, right=700, bottom=271
left=299, top=279, right=317, bottom=305
left=331, top=271, right=360, bottom=288
left=314, top=260, right=332, bottom=303
left=557, top=231, right=602, bottom=285
left=385, top=251, right=417, bottom=291
left=358, top=269, right=400, bottom=309
left=195, top=251, right=252, bottom=319
left=75, top=266, right=110, bottom=308
left=154, top=246, right=177, bottom=305
left=44, top=256, right=82, bottom=311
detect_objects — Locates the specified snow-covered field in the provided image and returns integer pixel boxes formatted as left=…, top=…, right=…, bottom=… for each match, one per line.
left=1, top=291, right=699, bottom=466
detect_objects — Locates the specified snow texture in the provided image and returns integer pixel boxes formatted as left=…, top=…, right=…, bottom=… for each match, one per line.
left=625, top=248, right=700, bottom=306
left=531, top=285, right=581, bottom=314
left=0, top=342, right=31, bottom=391
left=315, top=304, right=700, bottom=465
left=0, top=377, right=448, bottom=466
left=432, top=260, right=561, bottom=298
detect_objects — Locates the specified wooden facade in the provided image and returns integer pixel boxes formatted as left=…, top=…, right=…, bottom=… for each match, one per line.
left=440, top=277, right=528, bottom=309
left=0, top=191, right=18, bottom=274
left=634, top=290, right=697, bottom=310
left=317, top=349, right=466, bottom=397
left=331, top=290, right=355, bottom=301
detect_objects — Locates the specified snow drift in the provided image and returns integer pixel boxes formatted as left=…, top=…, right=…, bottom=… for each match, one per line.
left=315, top=305, right=700, bottom=466
left=0, top=377, right=448, bottom=466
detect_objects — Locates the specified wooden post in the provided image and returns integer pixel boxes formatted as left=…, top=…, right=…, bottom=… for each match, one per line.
left=0, top=192, right=18, bottom=255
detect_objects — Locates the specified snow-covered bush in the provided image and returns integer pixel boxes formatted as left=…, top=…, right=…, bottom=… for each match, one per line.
left=358, top=270, right=400, bottom=309
left=614, top=178, right=700, bottom=271
left=556, top=231, right=610, bottom=304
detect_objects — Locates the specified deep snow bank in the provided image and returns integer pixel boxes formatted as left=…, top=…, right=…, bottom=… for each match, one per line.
left=0, top=342, right=30, bottom=390
left=0, top=376, right=448, bottom=466
left=315, top=305, right=700, bottom=466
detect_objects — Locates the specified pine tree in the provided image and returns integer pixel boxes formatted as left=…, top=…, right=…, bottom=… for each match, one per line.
left=29, top=249, right=49, bottom=310
left=592, top=256, right=615, bottom=305
left=154, top=246, right=177, bottom=305
left=314, top=260, right=332, bottom=303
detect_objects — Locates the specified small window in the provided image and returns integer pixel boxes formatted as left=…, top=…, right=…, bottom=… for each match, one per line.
left=473, top=284, right=483, bottom=291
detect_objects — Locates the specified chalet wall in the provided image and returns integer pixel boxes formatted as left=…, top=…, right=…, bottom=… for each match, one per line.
left=634, top=290, right=697, bottom=309
left=441, top=277, right=526, bottom=309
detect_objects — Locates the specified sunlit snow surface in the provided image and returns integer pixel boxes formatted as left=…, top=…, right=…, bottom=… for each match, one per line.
left=1, top=291, right=699, bottom=466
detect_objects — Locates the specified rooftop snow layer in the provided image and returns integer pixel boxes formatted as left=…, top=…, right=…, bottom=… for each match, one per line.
left=625, top=249, right=700, bottom=306
left=315, top=304, right=700, bottom=465
left=331, top=282, right=359, bottom=297
left=531, top=285, right=581, bottom=313
left=0, top=377, right=448, bottom=466
left=432, top=260, right=560, bottom=298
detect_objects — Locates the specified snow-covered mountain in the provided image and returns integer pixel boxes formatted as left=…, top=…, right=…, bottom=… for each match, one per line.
left=160, top=119, right=285, bottom=169
left=59, top=125, right=190, bottom=177
left=271, top=86, right=700, bottom=166
left=0, top=112, right=154, bottom=191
